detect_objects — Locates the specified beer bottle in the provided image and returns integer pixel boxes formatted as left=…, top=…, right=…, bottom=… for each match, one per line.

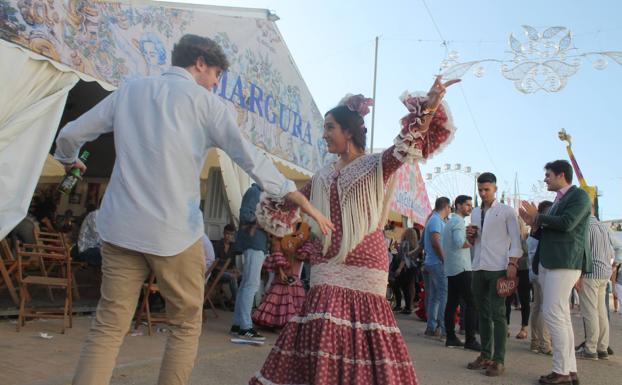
left=58, top=150, right=90, bottom=195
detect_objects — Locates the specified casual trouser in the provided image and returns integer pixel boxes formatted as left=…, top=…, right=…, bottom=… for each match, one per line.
left=530, top=279, right=552, bottom=352
left=73, top=239, right=205, bottom=385
left=232, top=248, right=266, bottom=330
left=539, top=265, right=581, bottom=376
left=616, top=284, right=622, bottom=314
left=578, top=278, right=609, bottom=354
left=445, top=271, right=477, bottom=343
left=472, top=270, right=507, bottom=364
left=425, top=263, right=447, bottom=333
left=220, top=272, right=239, bottom=300
left=505, top=269, right=531, bottom=326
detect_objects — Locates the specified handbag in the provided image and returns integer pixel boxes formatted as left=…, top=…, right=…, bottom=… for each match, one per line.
left=496, top=275, right=519, bottom=297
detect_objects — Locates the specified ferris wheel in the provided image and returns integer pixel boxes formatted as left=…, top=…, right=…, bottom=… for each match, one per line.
left=424, top=163, right=480, bottom=205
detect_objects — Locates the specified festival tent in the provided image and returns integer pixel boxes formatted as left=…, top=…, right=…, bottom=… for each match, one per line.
left=0, top=0, right=328, bottom=240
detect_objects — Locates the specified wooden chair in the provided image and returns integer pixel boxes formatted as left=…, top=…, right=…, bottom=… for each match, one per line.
left=203, top=259, right=231, bottom=320
left=134, top=273, right=168, bottom=336
left=35, top=229, right=84, bottom=300
left=0, top=239, right=19, bottom=305
left=16, top=238, right=73, bottom=333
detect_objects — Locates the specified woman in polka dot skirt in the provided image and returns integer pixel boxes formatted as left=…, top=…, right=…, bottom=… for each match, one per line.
left=251, top=76, right=460, bottom=385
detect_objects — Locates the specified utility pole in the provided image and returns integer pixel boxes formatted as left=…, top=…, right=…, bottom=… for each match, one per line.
left=369, top=36, right=379, bottom=154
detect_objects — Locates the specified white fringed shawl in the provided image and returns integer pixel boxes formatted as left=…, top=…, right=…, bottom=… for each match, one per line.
left=309, top=153, right=397, bottom=264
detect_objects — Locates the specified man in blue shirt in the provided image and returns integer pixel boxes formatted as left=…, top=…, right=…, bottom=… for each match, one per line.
left=442, top=195, right=481, bottom=351
left=423, top=197, right=451, bottom=336
left=231, top=183, right=269, bottom=342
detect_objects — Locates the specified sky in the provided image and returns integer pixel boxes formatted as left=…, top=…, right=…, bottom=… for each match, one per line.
left=163, top=0, right=622, bottom=219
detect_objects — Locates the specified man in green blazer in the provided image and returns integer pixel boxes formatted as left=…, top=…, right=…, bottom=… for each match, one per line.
left=520, top=160, right=591, bottom=385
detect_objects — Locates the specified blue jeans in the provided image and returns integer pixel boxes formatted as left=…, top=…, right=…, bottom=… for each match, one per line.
left=232, top=249, right=266, bottom=330
left=425, top=263, right=447, bottom=334
left=220, top=272, right=238, bottom=301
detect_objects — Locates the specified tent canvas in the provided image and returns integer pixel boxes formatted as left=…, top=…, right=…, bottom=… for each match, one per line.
left=0, top=0, right=326, bottom=238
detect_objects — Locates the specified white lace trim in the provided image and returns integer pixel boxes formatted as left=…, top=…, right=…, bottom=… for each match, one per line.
left=290, top=312, right=402, bottom=334
left=270, top=346, right=414, bottom=367
left=310, top=263, right=387, bottom=296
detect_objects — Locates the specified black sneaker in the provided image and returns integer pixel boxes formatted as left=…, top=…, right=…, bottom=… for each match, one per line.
left=229, top=325, right=240, bottom=336
left=607, top=346, right=614, bottom=355
left=238, top=328, right=266, bottom=341
left=597, top=350, right=609, bottom=360
left=464, top=340, right=482, bottom=352
left=445, top=336, right=464, bottom=348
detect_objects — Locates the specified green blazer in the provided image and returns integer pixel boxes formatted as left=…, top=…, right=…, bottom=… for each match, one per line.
left=534, top=185, right=592, bottom=272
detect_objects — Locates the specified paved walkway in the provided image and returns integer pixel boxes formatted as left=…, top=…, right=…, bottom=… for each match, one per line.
left=1, top=306, right=621, bottom=385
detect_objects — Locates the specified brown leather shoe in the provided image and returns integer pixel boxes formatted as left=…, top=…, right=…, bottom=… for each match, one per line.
left=539, top=372, right=572, bottom=384
left=484, top=361, right=505, bottom=377
left=467, top=355, right=492, bottom=370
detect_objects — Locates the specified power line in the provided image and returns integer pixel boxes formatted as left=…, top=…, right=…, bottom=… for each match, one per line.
left=420, top=0, right=499, bottom=172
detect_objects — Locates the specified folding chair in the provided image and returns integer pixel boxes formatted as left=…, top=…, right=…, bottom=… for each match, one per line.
left=134, top=273, right=168, bottom=336
left=203, top=259, right=231, bottom=320
left=0, top=239, right=19, bottom=305
left=35, top=229, right=84, bottom=300
left=16, top=239, right=73, bottom=333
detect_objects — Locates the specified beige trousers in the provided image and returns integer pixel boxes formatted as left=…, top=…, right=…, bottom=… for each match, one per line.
left=578, top=278, right=610, bottom=354
left=530, top=279, right=552, bottom=352
left=73, top=239, right=205, bottom=385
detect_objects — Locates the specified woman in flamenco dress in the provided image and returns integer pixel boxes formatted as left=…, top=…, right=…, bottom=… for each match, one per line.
left=253, top=227, right=321, bottom=329
left=250, top=76, right=460, bottom=385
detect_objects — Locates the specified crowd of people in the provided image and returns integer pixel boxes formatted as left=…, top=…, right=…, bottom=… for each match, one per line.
left=13, top=32, right=617, bottom=385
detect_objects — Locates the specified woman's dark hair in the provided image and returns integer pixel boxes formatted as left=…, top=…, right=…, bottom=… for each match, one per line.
left=172, top=34, right=229, bottom=70
left=325, top=106, right=366, bottom=151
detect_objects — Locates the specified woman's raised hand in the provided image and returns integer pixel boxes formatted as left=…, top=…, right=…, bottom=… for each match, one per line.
left=426, top=76, right=461, bottom=111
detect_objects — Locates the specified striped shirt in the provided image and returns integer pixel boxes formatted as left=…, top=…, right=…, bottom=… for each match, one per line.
left=583, top=216, right=613, bottom=280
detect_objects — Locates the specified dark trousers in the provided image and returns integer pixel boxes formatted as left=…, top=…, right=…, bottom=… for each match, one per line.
left=392, top=268, right=416, bottom=310
left=445, top=270, right=477, bottom=343
left=505, top=269, right=531, bottom=326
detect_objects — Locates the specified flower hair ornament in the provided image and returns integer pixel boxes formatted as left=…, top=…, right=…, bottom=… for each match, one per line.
left=337, top=94, right=374, bottom=132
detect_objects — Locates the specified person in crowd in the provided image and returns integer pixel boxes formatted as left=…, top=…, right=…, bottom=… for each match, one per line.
left=575, top=206, right=614, bottom=360
left=520, top=160, right=591, bottom=385
left=231, top=183, right=274, bottom=341
left=467, top=172, right=522, bottom=377
left=443, top=195, right=481, bottom=351
left=212, top=224, right=239, bottom=304
left=250, top=77, right=459, bottom=385
left=391, top=227, right=420, bottom=314
left=423, top=196, right=451, bottom=337
left=53, top=34, right=331, bottom=385
left=73, top=205, right=102, bottom=266
left=505, top=220, right=531, bottom=340
left=528, top=200, right=553, bottom=355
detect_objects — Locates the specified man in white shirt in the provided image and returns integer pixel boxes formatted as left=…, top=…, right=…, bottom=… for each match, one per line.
left=466, top=172, right=522, bottom=377
left=55, top=34, right=332, bottom=385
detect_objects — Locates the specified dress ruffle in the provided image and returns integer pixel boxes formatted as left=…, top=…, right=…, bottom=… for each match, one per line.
left=252, top=279, right=306, bottom=329
left=393, top=92, right=455, bottom=164
left=256, top=194, right=301, bottom=237
left=250, top=284, right=418, bottom=385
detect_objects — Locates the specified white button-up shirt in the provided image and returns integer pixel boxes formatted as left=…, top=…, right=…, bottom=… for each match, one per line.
left=55, top=67, right=295, bottom=256
left=470, top=200, right=522, bottom=271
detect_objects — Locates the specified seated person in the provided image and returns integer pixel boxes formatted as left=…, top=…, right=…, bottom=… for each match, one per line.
left=72, top=206, right=102, bottom=266
left=212, top=224, right=239, bottom=303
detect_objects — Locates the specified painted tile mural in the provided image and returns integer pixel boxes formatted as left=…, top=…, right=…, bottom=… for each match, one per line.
left=0, top=0, right=329, bottom=172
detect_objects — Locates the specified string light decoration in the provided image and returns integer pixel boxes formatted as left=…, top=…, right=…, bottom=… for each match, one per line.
left=440, top=25, right=622, bottom=93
